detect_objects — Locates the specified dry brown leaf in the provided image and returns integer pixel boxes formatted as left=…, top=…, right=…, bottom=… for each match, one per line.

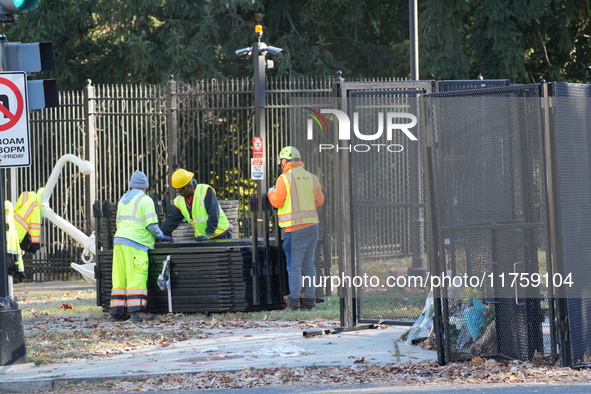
left=472, top=357, right=486, bottom=365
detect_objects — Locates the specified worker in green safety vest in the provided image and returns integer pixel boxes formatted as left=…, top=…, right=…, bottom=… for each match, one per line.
left=109, top=171, right=173, bottom=323
left=5, top=201, right=24, bottom=283
left=161, top=168, right=232, bottom=241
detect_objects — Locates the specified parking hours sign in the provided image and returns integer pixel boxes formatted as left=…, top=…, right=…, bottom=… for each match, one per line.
left=0, top=72, right=30, bottom=168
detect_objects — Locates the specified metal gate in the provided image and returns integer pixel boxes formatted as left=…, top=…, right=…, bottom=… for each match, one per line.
left=332, top=80, right=511, bottom=327
left=334, top=81, right=432, bottom=326
left=422, top=84, right=550, bottom=363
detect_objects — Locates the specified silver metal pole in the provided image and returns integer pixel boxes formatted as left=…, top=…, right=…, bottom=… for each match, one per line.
left=409, top=0, right=419, bottom=80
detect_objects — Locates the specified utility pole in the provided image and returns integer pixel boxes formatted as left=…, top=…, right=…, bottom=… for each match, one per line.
left=235, top=25, right=283, bottom=233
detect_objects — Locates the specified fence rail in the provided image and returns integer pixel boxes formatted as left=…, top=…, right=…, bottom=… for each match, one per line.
left=13, top=75, right=355, bottom=281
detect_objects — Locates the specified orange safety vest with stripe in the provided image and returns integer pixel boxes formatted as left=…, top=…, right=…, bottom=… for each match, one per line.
left=14, top=190, right=41, bottom=253
left=277, top=166, right=319, bottom=228
left=173, top=184, right=230, bottom=238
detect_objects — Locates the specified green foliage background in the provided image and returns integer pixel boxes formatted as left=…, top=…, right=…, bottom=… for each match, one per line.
left=2, top=0, right=590, bottom=90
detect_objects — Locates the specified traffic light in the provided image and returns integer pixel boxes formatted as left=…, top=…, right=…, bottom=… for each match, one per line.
left=0, top=0, right=38, bottom=14
left=0, top=38, right=58, bottom=109
left=27, top=78, right=57, bottom=110
left=2, top=42, right=55, bottom=73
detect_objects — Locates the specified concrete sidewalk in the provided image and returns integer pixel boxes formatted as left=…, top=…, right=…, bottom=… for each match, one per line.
left=1, top=282, right=437, bottom=392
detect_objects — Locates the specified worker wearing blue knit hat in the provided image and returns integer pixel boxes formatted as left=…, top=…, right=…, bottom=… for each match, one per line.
left=109, top=170, right=172, bottom=323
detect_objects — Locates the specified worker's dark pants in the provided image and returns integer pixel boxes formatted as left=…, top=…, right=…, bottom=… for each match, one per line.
left=213, top=228, right=233, bottom=239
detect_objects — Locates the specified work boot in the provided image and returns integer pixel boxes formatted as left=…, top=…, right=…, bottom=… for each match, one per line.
left=131, top=311, right=155, bottom=322
left=109, top=314, right=129, bottom=322
left=302, top=299, right=316, bottom=311
left=283, top=299, right=300, bottom=311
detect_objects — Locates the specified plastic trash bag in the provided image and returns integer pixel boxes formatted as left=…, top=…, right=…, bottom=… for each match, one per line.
left=464, top=297, right=485, bottom=338
left=405, top=290, right=434, bottom=345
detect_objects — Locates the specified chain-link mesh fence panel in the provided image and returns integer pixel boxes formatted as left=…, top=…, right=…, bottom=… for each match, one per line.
left=548, top=83, right=591, bottom=366
left=423, top=85, right=550, bottom=362
left=322, top=82, right=433, bottom=324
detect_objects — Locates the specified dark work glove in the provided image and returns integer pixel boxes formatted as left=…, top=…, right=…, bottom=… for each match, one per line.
left=17, top=272, right=25, bottom=283
left=160, top=235, right=174, bottom=242
left=195, top=235, right=210, bottom=242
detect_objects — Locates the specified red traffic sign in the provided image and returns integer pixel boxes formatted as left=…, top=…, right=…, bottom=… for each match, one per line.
left=0, top=76, right=24, bottom=132
left=0, top=72, right=30, bottom=168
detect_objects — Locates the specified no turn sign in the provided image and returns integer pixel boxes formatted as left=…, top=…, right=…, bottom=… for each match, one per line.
left=0, top=72, right=30, bottom=168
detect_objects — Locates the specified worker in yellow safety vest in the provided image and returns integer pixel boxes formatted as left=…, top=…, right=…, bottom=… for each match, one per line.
left=268, top=146, right=324, bottom=311
left=109, top=171, right=173, bottom=323
left=5, top=201, right=24, bottom=282
left=14, top=189, right=42, bottom=254
left=161, top=168, right=232, bottom=241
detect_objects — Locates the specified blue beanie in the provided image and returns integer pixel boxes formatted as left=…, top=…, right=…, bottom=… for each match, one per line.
left=129, top=170, right=149, bottom=189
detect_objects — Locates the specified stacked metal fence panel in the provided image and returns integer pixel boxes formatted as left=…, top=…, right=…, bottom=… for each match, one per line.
left=96, top=241, right=287, bottom=314
left=422, top=85, right=549, bottom=362
left=436, top=79, right=509, bottom=92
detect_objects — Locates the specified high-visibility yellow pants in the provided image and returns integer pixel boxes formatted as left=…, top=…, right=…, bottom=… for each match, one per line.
left=109, top=244, right=149, bottom=316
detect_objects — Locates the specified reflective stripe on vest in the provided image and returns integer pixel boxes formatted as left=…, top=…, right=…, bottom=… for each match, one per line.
left=277, top=167, right=319, bottom=228
left=115, top=193, right=158, bottom=248
left=5, top=201, right=23, bottom=271
left=14, top=191, right=41, bottom=244
left=173, top=184, right=230, bottom=237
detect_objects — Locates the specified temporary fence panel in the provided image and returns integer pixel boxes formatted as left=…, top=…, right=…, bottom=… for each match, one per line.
left=545, top=82, right=591, bottom=366
left=332, top=80, right=510, bottom=327
left=331, top=81, right=433, bottom=326
left=423, top=84, right=549, bottom=363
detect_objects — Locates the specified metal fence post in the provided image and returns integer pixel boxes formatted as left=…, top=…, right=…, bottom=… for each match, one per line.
left=166, top=75, right=178, bottom=200
left=83, top=79, right=96, bottom=236
left=334, top=71, right=357, bottom=328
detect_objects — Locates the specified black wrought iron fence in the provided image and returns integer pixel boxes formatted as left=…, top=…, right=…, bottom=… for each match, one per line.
left=10, top=75, right=360, bottom=281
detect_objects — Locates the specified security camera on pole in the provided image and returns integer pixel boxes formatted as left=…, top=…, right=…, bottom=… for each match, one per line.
left=235, top=25, right=282, bottom=233
left=0, top=0, right=58, bottom=366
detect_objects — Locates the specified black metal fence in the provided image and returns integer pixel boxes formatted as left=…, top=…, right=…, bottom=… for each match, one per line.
left=14, top=74, right=591, bottom=368
left=332, top=80, right=512, bottom=326
left=544, top=82, right=591, bottom=366
left=423, top=84, right=549, bottom=363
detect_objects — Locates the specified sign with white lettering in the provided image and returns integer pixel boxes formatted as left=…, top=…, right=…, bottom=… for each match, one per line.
left=0, top=72, right=30, bottom=168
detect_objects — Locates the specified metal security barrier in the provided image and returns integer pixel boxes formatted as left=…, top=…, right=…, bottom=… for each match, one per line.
left=330, top=80, right=510, bottom=327
left=544, top=82, right=591, bottom=366
left=422, top=84, right=549, bottom=363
